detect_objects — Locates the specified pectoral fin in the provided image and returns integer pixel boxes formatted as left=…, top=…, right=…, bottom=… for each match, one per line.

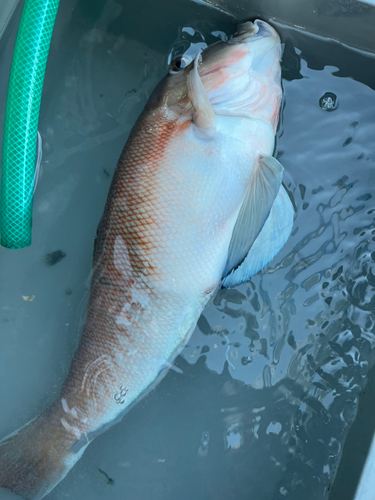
left=187, top=54, right=216, bottom=138
left=222, top=185, right=294, bottom=288
left=222, top=155, right=284, bottom=282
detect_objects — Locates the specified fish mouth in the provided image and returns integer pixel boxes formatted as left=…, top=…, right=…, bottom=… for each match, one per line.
left=228, top=19, right=279, bottom=45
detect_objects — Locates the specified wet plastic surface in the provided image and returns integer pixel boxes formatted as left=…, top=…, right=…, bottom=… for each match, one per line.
left=0, top=0, right=19, bottom=38
left=0, top=0, right=375, bottom=499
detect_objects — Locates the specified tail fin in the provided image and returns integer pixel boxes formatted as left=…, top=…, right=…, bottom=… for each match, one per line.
left=0, top=408, right=85, bottom=500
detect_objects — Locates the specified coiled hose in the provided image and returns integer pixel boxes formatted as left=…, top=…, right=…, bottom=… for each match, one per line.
left=1, top=0, right=60, bottom=249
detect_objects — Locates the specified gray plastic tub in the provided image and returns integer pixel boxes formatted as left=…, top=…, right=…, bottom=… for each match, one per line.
left=0, top=1, right=374, bottom=499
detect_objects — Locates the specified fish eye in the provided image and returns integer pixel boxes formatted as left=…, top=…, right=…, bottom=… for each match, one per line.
left=169, top=55, right=192, bottom=74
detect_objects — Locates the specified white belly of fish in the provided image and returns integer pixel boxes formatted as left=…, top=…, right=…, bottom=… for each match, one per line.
left=147, top=114, right=276, bottom=295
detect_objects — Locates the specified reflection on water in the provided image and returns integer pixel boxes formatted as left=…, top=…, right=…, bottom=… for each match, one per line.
left=0, top=0, right=374, bottom=499
left=181, top=23, right=375, bottom=500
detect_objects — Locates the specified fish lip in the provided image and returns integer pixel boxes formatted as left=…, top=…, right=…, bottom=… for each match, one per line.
left=234, top=21, right=259, bottom=39
left=228, top=19, right=279, bottom=45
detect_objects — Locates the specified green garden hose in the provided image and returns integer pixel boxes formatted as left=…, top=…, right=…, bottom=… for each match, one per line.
left=0, top=0, right=60, bottom=249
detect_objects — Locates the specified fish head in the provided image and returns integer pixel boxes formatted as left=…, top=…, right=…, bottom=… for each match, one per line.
left=151, top=19, right=282, bottom=131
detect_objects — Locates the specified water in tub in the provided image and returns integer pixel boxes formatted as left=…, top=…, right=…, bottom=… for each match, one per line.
left=0, top=0, right=374, bottom=499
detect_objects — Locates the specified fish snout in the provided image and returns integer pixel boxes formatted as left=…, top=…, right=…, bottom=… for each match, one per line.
left=229, top=19, right=279, bottom=45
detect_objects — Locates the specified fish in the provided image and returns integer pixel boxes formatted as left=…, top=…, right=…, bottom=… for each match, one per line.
left=0, top=19, right=294, bottom=499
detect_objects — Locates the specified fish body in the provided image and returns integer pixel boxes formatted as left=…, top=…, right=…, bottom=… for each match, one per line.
left=0, top=20, right=293, bottom=499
